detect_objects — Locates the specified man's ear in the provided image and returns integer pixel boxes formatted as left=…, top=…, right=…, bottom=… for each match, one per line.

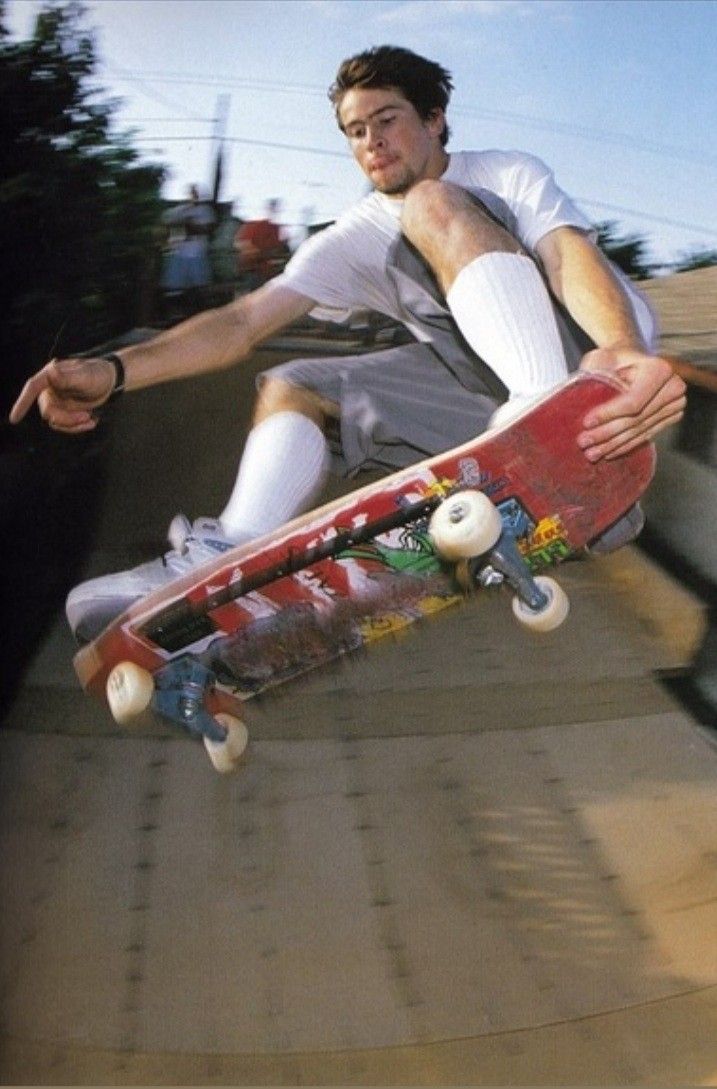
left=426, top=107, right=446, bottom=138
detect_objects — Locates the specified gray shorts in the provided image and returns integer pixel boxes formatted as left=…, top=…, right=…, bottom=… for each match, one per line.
left=259, top=341, right=500, bottom=477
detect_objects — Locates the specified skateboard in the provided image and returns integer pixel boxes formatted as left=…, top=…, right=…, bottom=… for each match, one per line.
left=73, top=373, right=656, bottom=772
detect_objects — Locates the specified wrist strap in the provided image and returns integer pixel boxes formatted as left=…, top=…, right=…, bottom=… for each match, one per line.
left=102, top=353, right=126, bottom=399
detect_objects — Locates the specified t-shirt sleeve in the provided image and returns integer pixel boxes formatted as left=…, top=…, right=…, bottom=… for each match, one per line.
left=277, top=222, right=377, bottom=322
left=506, top=153, right=596, bottom=251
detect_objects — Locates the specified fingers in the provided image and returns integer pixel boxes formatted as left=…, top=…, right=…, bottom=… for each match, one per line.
left=578, top=351, right=687, bottom=462
left=579, top=373, right=686, bottom=455
left=578, top=397, right=685, bottom=461
left=582, top=361, right=685, bottom=429
left=9, top=356, right=114, bottom=429
left=38, top=394, right=100, bottom=434
left=9, top=363, right=55, bottom=424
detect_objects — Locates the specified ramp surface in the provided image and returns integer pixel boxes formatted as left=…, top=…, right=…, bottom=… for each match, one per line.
left=2, top=554, right=716, bottom=1085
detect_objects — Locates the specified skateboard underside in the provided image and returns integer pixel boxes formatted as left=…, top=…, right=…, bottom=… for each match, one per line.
left=177, top=495, right=563, bottom=701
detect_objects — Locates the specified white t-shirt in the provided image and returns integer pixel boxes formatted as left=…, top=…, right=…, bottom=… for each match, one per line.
left=280, top=149, right=594, bottom=328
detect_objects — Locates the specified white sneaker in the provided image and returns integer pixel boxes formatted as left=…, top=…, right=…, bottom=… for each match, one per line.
left=66, top=516, right=236, bottom=644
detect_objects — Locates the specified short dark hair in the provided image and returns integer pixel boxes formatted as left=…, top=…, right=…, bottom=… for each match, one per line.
left=329, top=45, right=453, bottom=147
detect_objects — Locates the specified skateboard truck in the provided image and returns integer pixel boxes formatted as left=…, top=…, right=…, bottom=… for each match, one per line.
left=152, top=656, right=227, bottom=743
left=483, top=532, right=550, bottom=612
left=105, top=653, right=250, bottom=773
left=428, top=488, right=566, bottom=629
left=466, top=528, right=567, bottom=630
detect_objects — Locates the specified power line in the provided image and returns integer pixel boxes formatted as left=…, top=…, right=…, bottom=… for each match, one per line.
left=577, top=199, right=717, bottom=238
left=104, top=62, right=717, bottom=171
left=452, top=105, right=717, bottom=170
left=103, top=62, right=209, bottom=122
left=131, top=133, right=350, bottom=159
left=128, top=130, right=716, bottom=236
left=104, top=62, right=325, bottom=98
left=121, top=117, right=214, bottom=123
left=113, top=60, right=715, bottom=241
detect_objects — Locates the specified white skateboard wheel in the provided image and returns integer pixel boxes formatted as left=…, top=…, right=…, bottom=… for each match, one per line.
left=512, top=575, right=569, bottom=632
left=429, top=490, right=502, bottom=561
left=203, top=713, right=249, bottom=774
left=106, top=661, right=154, bottom=725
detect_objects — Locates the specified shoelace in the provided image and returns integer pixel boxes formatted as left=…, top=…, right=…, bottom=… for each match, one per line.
left=173, top=530, right=233, bottom=568
left=159, top=535, right=210, bottom=572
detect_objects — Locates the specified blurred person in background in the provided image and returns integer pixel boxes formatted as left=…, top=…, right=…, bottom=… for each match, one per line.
left=160, top=184, right=216, bottom=317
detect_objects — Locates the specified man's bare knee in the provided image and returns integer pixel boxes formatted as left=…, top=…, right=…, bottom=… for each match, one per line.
left=254, top=376, right=337, bottom=428
left=401, top=179, right=522, bottom=291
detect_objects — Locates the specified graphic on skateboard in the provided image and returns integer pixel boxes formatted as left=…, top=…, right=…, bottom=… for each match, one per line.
left=73, top=373, right=656, bottom=772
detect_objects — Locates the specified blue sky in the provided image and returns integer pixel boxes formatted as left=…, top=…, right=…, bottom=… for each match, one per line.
left=7, top=0, right=717, bottom=265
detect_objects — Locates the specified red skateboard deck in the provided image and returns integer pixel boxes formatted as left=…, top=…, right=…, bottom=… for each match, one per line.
left=74, top=373, right=655, bottom=768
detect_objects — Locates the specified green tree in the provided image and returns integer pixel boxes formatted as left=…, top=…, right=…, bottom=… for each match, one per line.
left=595, top=221, right=655, bottom=280
left=671, top=247, right=717, bottom=273
left=0, top=0, right=165, bottom=414
left=0, top=2, right=167, bottom=715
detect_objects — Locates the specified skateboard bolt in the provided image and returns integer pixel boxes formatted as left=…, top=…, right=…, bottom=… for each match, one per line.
left=478, top=566, right=504, bottom=588
left=179, top=697, right=197, bottom=721
left=448, top=503, right=467, bottom=524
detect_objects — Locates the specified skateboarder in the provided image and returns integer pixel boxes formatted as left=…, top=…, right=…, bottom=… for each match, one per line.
left=10, top=46, right=686, bottom=644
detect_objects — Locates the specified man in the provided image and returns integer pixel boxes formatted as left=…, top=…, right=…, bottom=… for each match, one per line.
left=234, top=197, right=290, bottom=288
left=10, top=46, right=685, bottom=644
left=160, top=184, right=216, bottom=316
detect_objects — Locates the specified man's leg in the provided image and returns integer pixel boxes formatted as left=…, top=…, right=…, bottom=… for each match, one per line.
left=400, top=180, right=567, bottom=409
left=66, top=377, right=335, bottom=643
left=217, top=378, right=332, bottom=541
left=401, top=182, right=644, bottom=553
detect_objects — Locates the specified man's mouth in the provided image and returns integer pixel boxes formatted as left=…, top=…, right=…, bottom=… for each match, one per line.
left=369, top=157, right=396, bottom=172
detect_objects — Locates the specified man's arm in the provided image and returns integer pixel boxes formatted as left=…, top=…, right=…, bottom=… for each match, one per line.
left=536, top=226, right=686, bottom=460
left=9, top=281, right=315, bottom=434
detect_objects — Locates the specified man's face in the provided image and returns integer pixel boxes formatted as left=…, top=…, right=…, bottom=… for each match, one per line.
left=338, top=86, right=447, bottom=197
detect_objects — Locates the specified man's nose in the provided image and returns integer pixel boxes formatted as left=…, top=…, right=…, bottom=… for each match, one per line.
left=365, top=125, right=385, bottom=150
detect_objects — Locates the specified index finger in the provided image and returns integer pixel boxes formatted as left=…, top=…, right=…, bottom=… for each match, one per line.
left=8, top=363, right=54, bottom=424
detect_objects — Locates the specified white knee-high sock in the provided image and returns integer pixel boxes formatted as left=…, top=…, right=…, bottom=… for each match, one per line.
left=446, top=252, right=568, bottom=406
left=219, top=411, right=329, bottom=541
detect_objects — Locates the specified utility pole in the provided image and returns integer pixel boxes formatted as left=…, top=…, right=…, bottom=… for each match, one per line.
left=210, top=94, right=230, bottom=207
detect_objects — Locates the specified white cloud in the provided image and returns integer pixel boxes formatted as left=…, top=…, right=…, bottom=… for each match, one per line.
left=302, top=0, right=352, bottom=18
left=299, top=0, right=574, bottom=28
left=375, top=0, right=552, bottom=25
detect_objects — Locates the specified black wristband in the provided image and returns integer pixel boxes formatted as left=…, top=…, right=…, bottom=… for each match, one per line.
left=102, top=353, right=126, bottom=399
